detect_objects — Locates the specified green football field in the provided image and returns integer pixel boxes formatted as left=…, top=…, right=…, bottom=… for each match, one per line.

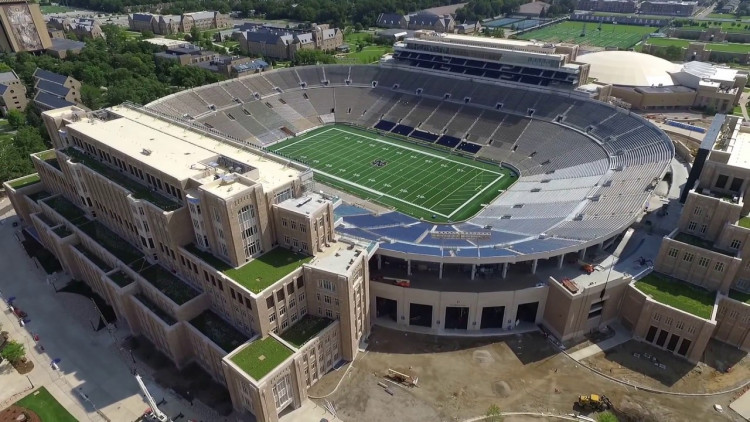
left=268, top=126, right=516, bottom=222
left=518, top=21, right=658, bottom=49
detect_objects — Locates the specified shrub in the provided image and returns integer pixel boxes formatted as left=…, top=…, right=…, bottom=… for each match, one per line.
left=1, top=340, right=25, bottom=363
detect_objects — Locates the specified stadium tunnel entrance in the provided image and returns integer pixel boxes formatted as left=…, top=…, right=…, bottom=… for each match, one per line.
left=376, top=297, right=398, bottom=322
left=409, top=303, right=433, bottom=328
left=445, top=306, right=470, bottom=330
left=516, top=302, right=539, bottom=324
left=481, top=306, right=505, bottom=329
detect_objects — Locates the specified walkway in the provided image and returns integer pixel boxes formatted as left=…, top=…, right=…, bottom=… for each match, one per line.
left=568, top=323, right=631, bottom=361
left=730, top=388, right=750, bottom=420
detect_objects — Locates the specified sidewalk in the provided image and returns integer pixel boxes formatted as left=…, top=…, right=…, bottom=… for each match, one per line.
left=0, top=199, right=222, bottom=422
left=568, top=323, right=631, bottom=361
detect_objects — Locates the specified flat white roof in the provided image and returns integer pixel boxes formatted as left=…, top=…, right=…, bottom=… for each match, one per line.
left=276, top=192, right=328, bottom=215
left=728, top=130, right=750, bottom=170
left=68, top=106, right=302, bottom=189
left=143, top=38, right=191, bottom=47
left=309, top=244, right=364, bottom=276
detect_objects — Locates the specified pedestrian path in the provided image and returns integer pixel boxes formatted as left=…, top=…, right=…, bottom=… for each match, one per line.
left=568, top=323, right=631, bottom=361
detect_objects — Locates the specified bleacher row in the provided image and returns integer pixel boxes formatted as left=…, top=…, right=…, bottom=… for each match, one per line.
left=145, top=65, right=674, bottom=260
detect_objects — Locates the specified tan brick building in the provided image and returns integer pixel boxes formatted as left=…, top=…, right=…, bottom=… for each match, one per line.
left=0, top=70, right=27, bottom=114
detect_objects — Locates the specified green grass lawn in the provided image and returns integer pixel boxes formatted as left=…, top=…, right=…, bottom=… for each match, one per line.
left=268, top=125, right=515, bottom=222
left=223, top=247, right=312, bottom=293
left=139, top=264, right=199, bottom=305
left=40, top=4, right=74, bottom=13
left=7, top=173, right=40, bottom=189
left=678, top=20, right=750, bottom=32
left=738, top=216, right=750, bottom=228
left=706, top=13, right=745, bottom=19
left=729, top=289, right=750, bottom=304
left=231, top=336, right=293, bottom=380
left=190, top=310, right=248, bottom=351
left=15, top=387, right=77, bottom=422
left=634, top=273, right=715, bottom=319
left=518, top=21, right=657, bottom=48
left=645, top=37, right=750, bottom=53
left=336, top=45, right=392, bottom=64
left=279, top=315, right=332, bottom=347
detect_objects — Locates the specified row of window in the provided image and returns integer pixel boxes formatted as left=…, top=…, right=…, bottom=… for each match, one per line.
left=281, top=217, right=307, bottom=233
left=667, top=248, right=727, bottom=272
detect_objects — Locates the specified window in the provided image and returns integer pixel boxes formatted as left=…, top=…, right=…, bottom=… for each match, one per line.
left=700, top=224, right=707, bottom=234
left=290, top=297, right=296, bottom=308
left=272, top=375, right=292, bottom=409
left=281, top=319, right=289, bottom=329
left=284, top=235, right=290, bottom=245
left=676, top=321, right=685, bottom=330
left=319, top=279, right=336, bottom=292
left=715, top=262, right=725, bottom=272
left=693, top=207, right=702, bottom=216
left=698, top=257, right=710, bottom=267
left=687, top=221, right=697, bottom=231
left=291, top=220, right=297, bottom=229
left=269, top=313, right=276, bottom=323
left=716, top=174, right=729, bottom=189
left=683, top=252, right=694, bottom=263
left=668, top=248, right=678, bottom=258
left=300, top=224, right=306, bottom=233
left=653, top=313, right=662, bottom=322
left=282, top=218, right=288, bottom=227
left=731, top=239, right=742, bottom=250
left=324, top=295, right=332, bottom=304
left=325, top=309, right=334, bottom=318
left=279, top=304, right=286, bottom=315
left=302, top=242, right=308, bottom=252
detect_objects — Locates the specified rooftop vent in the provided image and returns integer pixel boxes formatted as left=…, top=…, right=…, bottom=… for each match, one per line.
left=141, top=149, right=152, bottom=156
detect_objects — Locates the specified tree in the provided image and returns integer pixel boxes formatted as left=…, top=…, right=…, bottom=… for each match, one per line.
left=190, top=26, right=201, bottom=42
left=293, top=49, right=335, bottom=66
left=81, top=83, right=105, bottom=110
left=354, top=22, right=363, bottom=31
left=6, top=109, right=26, bottom=129
left=597, top=411, right=619, bottom=422
left=485, top=404, right=503, bottom=422
left=0, top=340, right=25, bottom=364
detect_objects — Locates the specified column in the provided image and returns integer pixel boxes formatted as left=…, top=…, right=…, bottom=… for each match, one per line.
left=598, top=242, right=605, bottom=252
left=439, top=262, right=443, bottom=279
left=407, top=259, right=411, bottom=276
left=531, top=259, right=538, bottom=275
left=502, top=262, right=508, bottom=279
left=471, top=264, right=476, bottom=280
left=377, top=254, right=382, bottom=270
left=557, top=255, right=564, bottom=269
left=579, top=248, right=586, bottom=261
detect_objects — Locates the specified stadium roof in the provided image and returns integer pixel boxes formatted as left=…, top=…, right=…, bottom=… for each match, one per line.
left=576, top=51, right=679, bottom=87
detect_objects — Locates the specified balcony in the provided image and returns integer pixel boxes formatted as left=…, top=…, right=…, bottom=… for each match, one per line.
left=673, top=232, right=735, bottom=257
left=107, top=270, right=135, bottom=288
left=189, top=310, right=249, bottom=353
left=634, top=273, right=715, bottom=319
left=63, top=147, right=181, bottom=211
left=76, top=220, right=145, bottom=268
left=7, top=174, right=40, bottom=190
left=52, top=226, right=73, bottom=238
left=35, top=150, right=60, bottom=171
left=135, top=293, right=177, bottom=325
left=43, top=196, right=87, bottom=225
left=278, top=315, right=332, bottom=348
left=138, top=264, right=199, bottom=306
left=231, top=336, right=293, bottom=381
left=74, top=244, right=112, bottom=273
left=27, top=190, right=52, bottom=203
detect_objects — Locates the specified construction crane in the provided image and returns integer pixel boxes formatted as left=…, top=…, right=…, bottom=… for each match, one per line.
left=135, top=374, right=170, bottom=422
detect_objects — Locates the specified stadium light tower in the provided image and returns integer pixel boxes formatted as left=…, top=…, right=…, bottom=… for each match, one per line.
left=135, top=374, right=170, bottom=422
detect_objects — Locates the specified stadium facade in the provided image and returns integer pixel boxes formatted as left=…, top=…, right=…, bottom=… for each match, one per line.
left=5, top=56, right=750, bottom=420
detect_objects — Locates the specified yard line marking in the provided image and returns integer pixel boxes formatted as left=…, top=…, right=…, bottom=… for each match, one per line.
left=315, top=169, right=450, bottom=218
left=273, top=127, right=336, bottom=151
left=447, top=174, right=506, bottom=219
left=334, top=127, right=503, bottom=175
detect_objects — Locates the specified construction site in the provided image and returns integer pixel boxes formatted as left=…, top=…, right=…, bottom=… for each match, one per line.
left=308, top=327, right=750, bottom=422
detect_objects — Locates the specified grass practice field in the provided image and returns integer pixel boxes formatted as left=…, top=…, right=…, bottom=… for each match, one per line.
left=645, top=37, right=750, bottom=53
left=268, top=125, right=516, bottom=222
left=518, top=21, right=657, bottom=48
left=15, top=387, right=78, bottom=422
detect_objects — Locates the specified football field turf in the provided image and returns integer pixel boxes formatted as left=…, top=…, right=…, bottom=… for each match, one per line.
left=518, top=21, right=657, bottom=49
left=268, top=125, right=516, bottom=222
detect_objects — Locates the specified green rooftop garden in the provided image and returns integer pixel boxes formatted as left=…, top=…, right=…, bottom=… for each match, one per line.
left=135, top=293, right=177, bottom=325
left=674, top=232, right=734, bottom=256
left=63, top=147, right=181, bottom=211
left=139, top=264, right=199, bottom=305
left=279, top=315, right=332, bottom=348
left=635, top=273, right=716, bottom=319
left=739, top=216, right=750, bottom=228
left=729, top=289, right=750, bottom=304
left=231, top=336, right=293, bottom=380
left=223, top=247, right=312, bottom=294
left=190, top=310, right=248, bottom=352
left=184, top=243, right=231, bottom=271
left=43, top=196, right=87, bottom=225
left=35, top=150, right=61, bottom=171
left=8, top=173, right=40, bottom=190
left=108, top=270, right=135, bottom=288
left=27, top=190, right=51, bottom=203
left=52, top=225, right=73, bottom=238
left=77, top=220, right=144, bottom=266
left=74, top=244, right=112, bottom=272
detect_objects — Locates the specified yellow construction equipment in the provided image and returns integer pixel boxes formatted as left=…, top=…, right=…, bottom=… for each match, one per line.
left=577, top=394, right=612, bottom=411
left=387, top=368, right=418, bottom=386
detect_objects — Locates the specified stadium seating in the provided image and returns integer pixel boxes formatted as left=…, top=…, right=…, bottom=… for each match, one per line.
left=145, top=64, right=673, bottom=260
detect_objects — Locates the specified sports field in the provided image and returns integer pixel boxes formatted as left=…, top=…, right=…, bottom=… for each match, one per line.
left=268, top=125, right=516, bottom=222
left=645, top=37, right=750, bottom=53
left=518, top=21, right=658, bottom=49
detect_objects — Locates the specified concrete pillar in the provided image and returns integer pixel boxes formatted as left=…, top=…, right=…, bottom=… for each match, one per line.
left=557, top=255, right=564, bottom=269
left=471, top=264, right=476, bottom=280
left=377, top=254, right=382, bottom=270
left=407, top=259, right=411, bottom=276
left=579, top=248, right=586, bottom=261
left=598, top=242, right=605, bottom=252
left=531, top=259, right=538, bottom=274
left=439, top=262, right=443, bottom=279
left=502, top=262, right=508, bottom=279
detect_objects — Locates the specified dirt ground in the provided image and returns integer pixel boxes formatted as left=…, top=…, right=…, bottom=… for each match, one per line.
left=0, top=405, right=40, bottom=422
left=310, top=327, right=748, bottom=422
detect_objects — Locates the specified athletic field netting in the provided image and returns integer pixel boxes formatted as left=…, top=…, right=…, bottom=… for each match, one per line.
left=268, top=125, right=517, bottom=222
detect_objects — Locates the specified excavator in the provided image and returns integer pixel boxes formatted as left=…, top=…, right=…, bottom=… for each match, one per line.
left=577, top=394, right=613, bottom=411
